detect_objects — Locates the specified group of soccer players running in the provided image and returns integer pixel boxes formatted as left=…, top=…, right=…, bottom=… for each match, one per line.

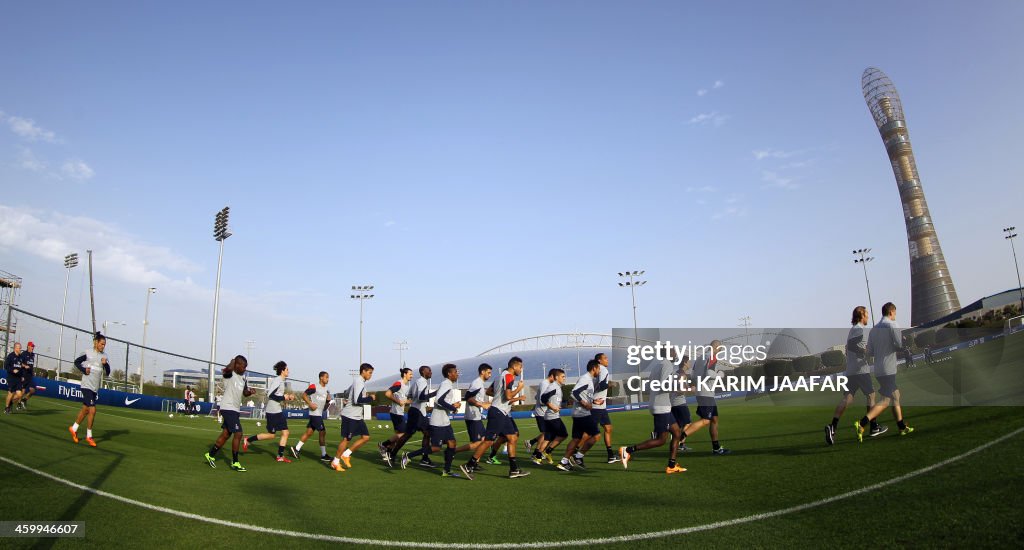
left=195, top=346, right=735, bottom=478
left=4, top=341, right=39, bottom=414
left=20, top=304, right=914, bottom=476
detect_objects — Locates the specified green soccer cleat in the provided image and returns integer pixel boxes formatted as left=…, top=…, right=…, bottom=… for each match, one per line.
left=204, top=453, right=217, bottom=469
left=900, top=426, right=915, bottom=436
left=484, top=457, right=502, bottom=465
left=853, top=421, right=865, bottom=443
left=230, top=462, right=247, bottom=472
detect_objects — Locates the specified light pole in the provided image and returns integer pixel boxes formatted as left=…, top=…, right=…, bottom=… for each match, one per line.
left=618, top=270, right=646, bottom=401
left=738, top=316, right=752, bottom=347
left=57, top=252, right=79, bottom=379
left=208, top=206, right=232, bottom=402
left=139, top=287, right=156, bottom=392
left=350, top=285, right=374, bottom=365
left=1004, top=227, right=1024, bottom=315
left=853, top=248, right=876, bottom=325
left=245, top=339, right=255, bottom=366
left=394, top=340, right=408, bottom=370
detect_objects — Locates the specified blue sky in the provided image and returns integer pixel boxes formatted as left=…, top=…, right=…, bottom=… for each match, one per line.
left=1, top=2, right=1022, bottom=384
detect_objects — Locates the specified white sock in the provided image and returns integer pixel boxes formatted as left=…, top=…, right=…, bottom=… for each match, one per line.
left=574, top=452, right=584, bottom=459
left=295, top=441, right=304, bottom=451
left=71, top=423, right=80, bottom=432
left=342, top=449, right=353, bottom=458
left=331, top=457, right=340, bottom=466
left=320, top=446, right=326, bottom=455
left=87, top=429, right=93, bottom=439
left=560, top=457, right=569, bottom=464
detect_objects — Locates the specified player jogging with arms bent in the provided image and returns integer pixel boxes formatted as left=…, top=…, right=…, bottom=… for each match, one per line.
left=293, top=370, right=332, bottom=461
left=68, top=333, right=111, bottom=446
left=204, top=355, right=254, bottom=471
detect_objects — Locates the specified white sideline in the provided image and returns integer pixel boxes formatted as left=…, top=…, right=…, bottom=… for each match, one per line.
left=2, top=426, right=1021, bottom=547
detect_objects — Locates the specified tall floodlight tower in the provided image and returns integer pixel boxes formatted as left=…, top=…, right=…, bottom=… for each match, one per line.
left=862, top=68, right=960, bottom=326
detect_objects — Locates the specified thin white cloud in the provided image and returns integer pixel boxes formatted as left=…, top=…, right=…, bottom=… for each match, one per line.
left=696, top=80, right=724, bottom=97
left=761, top=170, right=800, bottom=190
left=16, top=147, right=47, bottom=173
left=5, top=114, right=59, bottom=143
left=753, top=148, right=803, bottom=160
left=0, top=204, right=203, bottom=286
left=384, top=220, right=396, bottom=228
left=61, top=159, right=94, bottom=181
left=687, top=111, right=729, bottom=127
left=0, top=203, right=327, bottom=328
left=686, top=185, right=717, bottom=193
left=711, top=206, right=747, bottom=220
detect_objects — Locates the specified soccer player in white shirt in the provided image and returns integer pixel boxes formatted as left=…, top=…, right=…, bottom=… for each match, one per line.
left=293, top=371, right=332, bottom=461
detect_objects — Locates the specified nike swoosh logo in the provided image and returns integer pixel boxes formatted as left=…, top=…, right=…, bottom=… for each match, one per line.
left=125, top=397, right=141, bottom=406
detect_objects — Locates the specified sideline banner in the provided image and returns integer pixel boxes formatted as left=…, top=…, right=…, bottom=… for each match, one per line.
left=1, top=371, right=208, bottom=413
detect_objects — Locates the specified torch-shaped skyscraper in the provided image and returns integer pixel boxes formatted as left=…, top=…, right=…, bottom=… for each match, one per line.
left=862, top=67, right=960, bottom=326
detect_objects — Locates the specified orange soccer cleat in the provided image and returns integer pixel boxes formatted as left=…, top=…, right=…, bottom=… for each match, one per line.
left=69, top=426, right=79, bottom=444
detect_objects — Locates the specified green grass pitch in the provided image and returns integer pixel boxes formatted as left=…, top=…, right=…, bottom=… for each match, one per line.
left=2, top=335, right=1023, bottom=548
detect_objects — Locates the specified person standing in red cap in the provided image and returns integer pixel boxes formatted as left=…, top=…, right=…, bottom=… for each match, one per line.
left=18, top=341, right=37, bottom=410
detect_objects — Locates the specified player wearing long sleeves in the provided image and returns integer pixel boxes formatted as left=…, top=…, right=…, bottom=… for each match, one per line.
left=68, top=333, right=112, bottom=446
left=244, top=361, right=296, bottom=462
left=3, top=341, right=24, bottom=414
left=592, top=352, right=618, bottom=463
left=556, top=360, right=603, bottom=472
left=331, top=363, right=376, bottom=472
left=619, top=354, right=687, bottom=475
left=535, top=368, right=567, bottom=464
left=855, top=302, right=914, bottom=441
left=681, top=341, right=731, bottom=455
left=391, top=366, right=437, bottom=469
left=378, top=367, right=413, bottom=468
left=826, top=306, right=883, bottom=445
left=456, top=364, right=493, bottom=474
left=460, top=356, right=529, bottom=480
left=17, top=341, right=37, bottom=410
left=525, top=373, right=554, bottom=459
left=293, top=371, right=332, bottom=461
left=204, top=355, right=255, bottom=471
left=421, top=365, right=466, bottom=477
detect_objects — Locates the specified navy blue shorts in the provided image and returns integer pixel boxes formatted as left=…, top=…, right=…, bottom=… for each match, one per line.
left=390, top=413, right=407, bottom=433
left=220, top=410, right=242, bottom=433
left=81, top=388, right=97, bottom=407
left=466, top=420, right=486, bottom=442
left=544, top=418, right=568, bottom=440
left=430, top=425, right=456, bottom=447
left=592, top=408, right=612, bottom=426
left=7, top=379, right=23, bottom=393
left=671, top=404, right=691, bottom=427
left=340, top=417, right=369, bottom=440
left=534, top=416, right=546, bottom=434
left=22, top=377, right=36, bottom=390
left=406, top=408, right=428, bottom=434
left=652, top=412, right=677, bottom=436
left=306, top=415, right=326, bottom=432
left=265, top=412, right=288, bottom=433
left=696, top=405, right=719, bottom=420
left=484, top=409, right=516, bottom=440
left=571, top=415, right=599, bottom=439
left=877, top=375, right=899, bottom=399
left=845, top=373, right=874, bottom=397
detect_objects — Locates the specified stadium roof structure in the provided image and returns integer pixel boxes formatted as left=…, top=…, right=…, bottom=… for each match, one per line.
left=476, top=332, right=658, bottom=356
